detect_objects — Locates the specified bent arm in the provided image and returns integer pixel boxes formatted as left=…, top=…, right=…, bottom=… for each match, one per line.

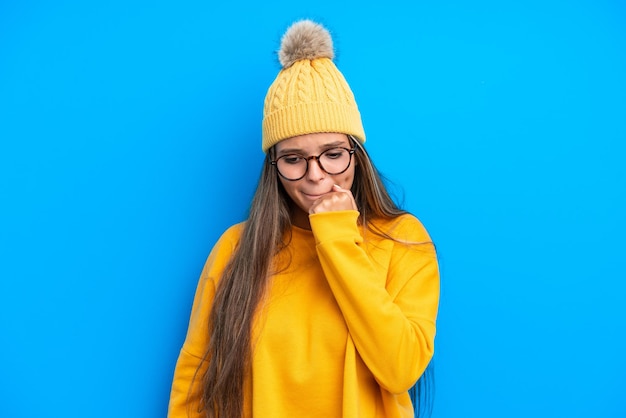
left=310, top=211, right=439, bottom=394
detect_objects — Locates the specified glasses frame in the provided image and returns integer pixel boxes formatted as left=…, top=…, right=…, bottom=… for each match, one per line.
left=271, top=145, right=356, bottom=181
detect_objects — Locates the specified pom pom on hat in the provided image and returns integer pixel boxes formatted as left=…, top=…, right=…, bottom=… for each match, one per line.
left=279, top=20, right=334, bottom=68
left=262, top=19, right=366, bottom=152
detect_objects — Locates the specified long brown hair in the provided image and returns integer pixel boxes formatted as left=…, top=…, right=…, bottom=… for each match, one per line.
left=197, top=138, right=408, bottom=418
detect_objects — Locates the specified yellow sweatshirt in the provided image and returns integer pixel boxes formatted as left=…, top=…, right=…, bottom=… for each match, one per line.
left=168, top=210, right=439, bottom=418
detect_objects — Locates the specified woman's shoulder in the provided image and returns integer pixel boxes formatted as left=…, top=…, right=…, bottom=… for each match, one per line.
left=217, top=221, right=246, bottom=245
left=208, top=221, right=246, bottom=256
left=222, top=221, right=246, bottom=238
left=370, top=213, right=433, bottom=244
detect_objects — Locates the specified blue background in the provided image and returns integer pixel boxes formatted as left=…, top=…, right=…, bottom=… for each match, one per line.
left=1, top=1, right=625, bottom=417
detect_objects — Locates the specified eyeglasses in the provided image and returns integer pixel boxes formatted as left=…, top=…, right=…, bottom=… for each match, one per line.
left=271, top=146, right=356, bottom=181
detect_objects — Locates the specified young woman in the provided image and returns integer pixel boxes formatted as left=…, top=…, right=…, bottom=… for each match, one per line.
left=168, top=19, right=440, bottom=418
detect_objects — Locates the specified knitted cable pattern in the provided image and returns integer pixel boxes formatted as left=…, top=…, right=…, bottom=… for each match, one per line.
left=261, top=20, right=366, bottom=152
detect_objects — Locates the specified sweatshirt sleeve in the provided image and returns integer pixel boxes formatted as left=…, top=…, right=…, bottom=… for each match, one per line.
left=167, top=224, right=242, bottom=418
left=310, top=210, right=439, bottom=394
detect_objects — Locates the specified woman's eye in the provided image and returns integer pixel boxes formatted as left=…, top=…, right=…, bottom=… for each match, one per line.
left=324, top=149, right=344, bottom=159
left=282, top=155, right=303, bottom=164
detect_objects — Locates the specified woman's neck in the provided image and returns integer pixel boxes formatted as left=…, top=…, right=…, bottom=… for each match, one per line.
left=290, top=207, right=311, bottom=230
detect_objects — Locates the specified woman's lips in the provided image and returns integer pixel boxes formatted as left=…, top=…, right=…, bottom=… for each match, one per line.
left=303, top=191, right=330, bottom=200
left=303, top=193, right=322, bottom=200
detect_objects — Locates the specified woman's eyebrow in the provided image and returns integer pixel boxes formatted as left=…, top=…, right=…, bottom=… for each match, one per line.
left=277, top=141, right=348, bottom=156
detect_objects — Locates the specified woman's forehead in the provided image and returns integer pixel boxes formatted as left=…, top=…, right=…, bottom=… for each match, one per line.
left=275, top=133, right=350, bottom=154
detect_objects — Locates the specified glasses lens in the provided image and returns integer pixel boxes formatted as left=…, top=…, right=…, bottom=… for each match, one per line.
left=319, top=148, right=351, bottom=174
left=276, top=155, right=307, bottom=180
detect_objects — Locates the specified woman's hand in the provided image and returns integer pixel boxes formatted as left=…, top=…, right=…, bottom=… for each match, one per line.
left=309, top=184, right=358, bottom=214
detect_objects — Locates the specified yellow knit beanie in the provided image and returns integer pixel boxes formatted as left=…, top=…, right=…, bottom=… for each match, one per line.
left=262, top=20, right=366, bottom=153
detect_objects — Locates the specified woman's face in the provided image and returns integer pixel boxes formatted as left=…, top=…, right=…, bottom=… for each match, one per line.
left=274, top=132, right=356, bottom=229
